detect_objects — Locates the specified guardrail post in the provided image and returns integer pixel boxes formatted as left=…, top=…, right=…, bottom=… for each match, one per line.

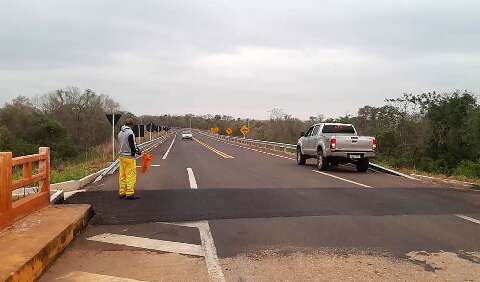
left=38, top=147, right=50, bottom=193
left=0, top=152, right=12, bottom=213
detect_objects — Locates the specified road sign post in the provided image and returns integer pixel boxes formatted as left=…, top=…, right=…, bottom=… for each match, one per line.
left=106, top=113, right=122, bottom=162
left=240, top=125, right=250, bottom=139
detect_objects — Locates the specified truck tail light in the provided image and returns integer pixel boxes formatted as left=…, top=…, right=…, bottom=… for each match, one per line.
left=372, top=137, right=377, bottom=151
left=330, top=136, right=336, bottom=150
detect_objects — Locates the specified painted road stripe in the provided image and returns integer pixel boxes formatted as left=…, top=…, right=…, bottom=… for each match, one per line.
left=136, top=164, right=161, bottom=168
left=198, top=221, right=226, bottom=282
left=200, top=133, right=294, bottom=160
left=162, top=134, right=176, bottom=159
left=58, top=271, right=147, bottom=282
left=193, top=137, right=234, bottom=159
left=221, top=139, right=294, bottom=160
left=312, top=170, right=373, bottom=188
left=63, top=189, right=86, bottom=200
left=202, top=133, right=373, bottom=188
left=186, top=168, right=226, bottom=282
left=87, top=233, right=204, bottom=257
left=455, top=214, right=480, bottom=225
left=187, top=168, right=198, bottom=189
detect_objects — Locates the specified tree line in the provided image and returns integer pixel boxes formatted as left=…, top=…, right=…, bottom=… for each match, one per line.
left=0, top=88, right=119, bottom=164
left=1, top=88, right=479, bottom=179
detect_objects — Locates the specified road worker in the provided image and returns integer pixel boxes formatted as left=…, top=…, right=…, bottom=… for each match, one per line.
left=118, top=118, right=142, bottom=200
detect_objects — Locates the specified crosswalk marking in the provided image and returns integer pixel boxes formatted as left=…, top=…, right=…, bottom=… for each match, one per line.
left=87, top=233, right=204, bottom=257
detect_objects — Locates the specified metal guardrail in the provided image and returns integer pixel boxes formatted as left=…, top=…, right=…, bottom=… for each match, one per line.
left=94, top=133, right=173, bottom=183
left=198, top=131, right=296, bottom=152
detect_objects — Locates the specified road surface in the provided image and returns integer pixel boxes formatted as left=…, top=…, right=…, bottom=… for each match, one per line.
left=40, top=130, right=480, bottom=282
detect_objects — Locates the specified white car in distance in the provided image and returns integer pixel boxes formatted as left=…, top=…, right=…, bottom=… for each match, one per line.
left=181, top=130, right=193, bottom=140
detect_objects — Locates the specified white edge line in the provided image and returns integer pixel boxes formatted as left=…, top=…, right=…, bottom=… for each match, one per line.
left=187, top=168, right=198, bottom=189
left=87, top=233, right=204, bottom=257
left=312, top=170, right=373, bottom=188
left=162, top=134, right=177, bottom=159
left=63, top=189, right=86, bottom=200
left=455, top=214, right=480, bottom=225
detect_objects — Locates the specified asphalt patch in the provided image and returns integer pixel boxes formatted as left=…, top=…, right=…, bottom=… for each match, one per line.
left=64, top=188, right=480, bottom=225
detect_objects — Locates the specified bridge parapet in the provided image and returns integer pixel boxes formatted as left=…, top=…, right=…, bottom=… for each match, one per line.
left=0, top=147, right=50, bottom=229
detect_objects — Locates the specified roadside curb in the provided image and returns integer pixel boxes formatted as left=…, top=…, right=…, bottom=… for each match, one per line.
left=0, top=204, right=92, bottom=282
left=410, top=173, right=480, bottom=190
left=369, top=163, right=420, bottom=181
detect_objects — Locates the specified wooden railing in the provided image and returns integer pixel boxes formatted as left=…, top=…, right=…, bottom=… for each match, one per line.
left=0, top=147, right=50, bottom=230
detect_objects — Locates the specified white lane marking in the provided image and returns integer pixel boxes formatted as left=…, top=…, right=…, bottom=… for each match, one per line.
left=58, top=271, right=147, bottom=282
left=197, top=221, right=226, bottom=282
left=186, top=168, right=226, bottom=282
left=136, top=164, right=161, bottom=168
left=187, top=168, right=198, bottom=189
left=455, top=214, right=480, bottom=225
left=312, top=170, right=373, bottom=188
left=87, top=233, right=204, bottom=257
left=162, top=134, right=177, bottom=159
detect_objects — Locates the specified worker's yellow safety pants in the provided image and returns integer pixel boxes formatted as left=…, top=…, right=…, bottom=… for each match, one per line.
left=119, top=157, right=137, bottom=196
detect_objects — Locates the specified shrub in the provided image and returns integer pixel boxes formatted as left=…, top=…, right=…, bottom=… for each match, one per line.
left=453, top=160, right=480, bottom=179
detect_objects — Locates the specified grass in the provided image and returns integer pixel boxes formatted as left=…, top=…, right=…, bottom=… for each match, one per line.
left=49, top=135, right=164, bottom=184
left=373, top=159, right=480, bottom=186
left=50, top=143, right=111, bottom=184
left=50, top=159, right=107, bottom=184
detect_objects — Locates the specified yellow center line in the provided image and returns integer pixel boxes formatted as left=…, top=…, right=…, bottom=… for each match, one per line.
left=193, top=137, right=235, bottom=159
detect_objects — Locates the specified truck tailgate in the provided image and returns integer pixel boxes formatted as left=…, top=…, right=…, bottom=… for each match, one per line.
left=334, top=136, right=373, bottom=152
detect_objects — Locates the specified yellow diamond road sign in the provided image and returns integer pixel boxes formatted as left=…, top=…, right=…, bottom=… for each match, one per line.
left=226, top=128, right=233, bottom=135
left=240, top=125, right=249, bottom=135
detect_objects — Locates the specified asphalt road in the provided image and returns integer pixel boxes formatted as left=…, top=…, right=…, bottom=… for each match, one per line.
left=41, top=130, right=480, bottom=282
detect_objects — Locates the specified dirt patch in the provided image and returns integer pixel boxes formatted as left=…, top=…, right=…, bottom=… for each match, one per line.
left=222, top=249, right=480, bottom=281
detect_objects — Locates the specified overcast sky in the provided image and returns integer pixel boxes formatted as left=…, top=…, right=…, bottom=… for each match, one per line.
left=1, top=0, right=479, bottom=119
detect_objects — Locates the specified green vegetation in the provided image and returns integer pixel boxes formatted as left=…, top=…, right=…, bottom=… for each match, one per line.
left=144, top=90, right=480, bottom=182
left=0, top=89, right=119, bottom=183
left=1, top=88, right=479, bottom=183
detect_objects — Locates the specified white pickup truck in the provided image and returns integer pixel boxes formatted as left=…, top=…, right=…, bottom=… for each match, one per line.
left=296, top=123, right=376, bottom=172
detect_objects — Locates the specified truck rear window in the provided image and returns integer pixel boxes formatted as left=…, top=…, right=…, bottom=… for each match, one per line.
left=322, top=125, right=355, bottom=134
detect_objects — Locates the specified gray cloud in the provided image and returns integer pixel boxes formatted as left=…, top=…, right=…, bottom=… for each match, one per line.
left=1, top=0, right=479, bottom=119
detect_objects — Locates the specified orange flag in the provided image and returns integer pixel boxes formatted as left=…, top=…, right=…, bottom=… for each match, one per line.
left=141, top=153, right=153, bottom=174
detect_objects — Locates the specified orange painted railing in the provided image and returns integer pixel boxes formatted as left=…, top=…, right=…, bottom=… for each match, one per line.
left=0, top=147, right=50, bottom=230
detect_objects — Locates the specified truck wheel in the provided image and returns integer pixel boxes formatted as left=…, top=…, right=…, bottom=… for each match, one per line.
left=296, top=147, right=306, bottom=165
left=356, top=158, right=369, bottom=172
left=316, top=149, right=330, bottom=171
